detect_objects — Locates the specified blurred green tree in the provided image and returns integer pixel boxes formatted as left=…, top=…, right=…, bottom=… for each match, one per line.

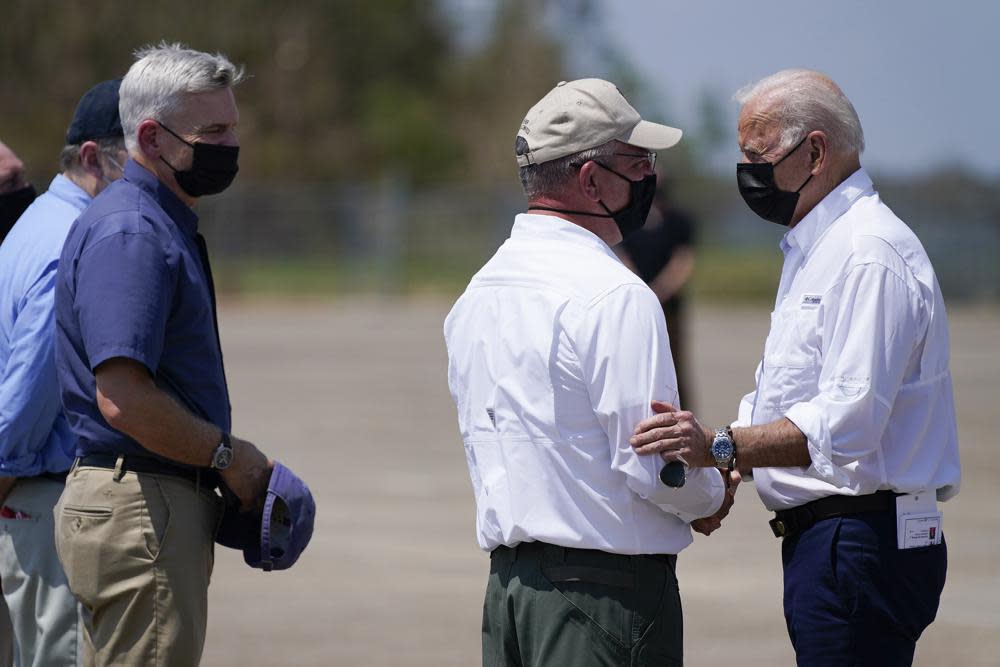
left=0, top=0, right=568, bottom=188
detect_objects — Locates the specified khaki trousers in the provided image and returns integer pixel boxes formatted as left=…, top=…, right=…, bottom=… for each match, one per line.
left=54, top=463, right=222, bottom=666
left=0, top=478, right=84, bottom=666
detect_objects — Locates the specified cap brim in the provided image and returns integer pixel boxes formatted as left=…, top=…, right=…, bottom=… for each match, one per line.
left=622, top=120, right=683, bottom=151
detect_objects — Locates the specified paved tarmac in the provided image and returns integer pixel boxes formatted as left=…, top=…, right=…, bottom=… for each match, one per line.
left=201, top=299, right=998, bottom=666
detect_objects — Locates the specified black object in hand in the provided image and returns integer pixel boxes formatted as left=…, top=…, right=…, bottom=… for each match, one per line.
left=659, top=461, right=686, bottom=487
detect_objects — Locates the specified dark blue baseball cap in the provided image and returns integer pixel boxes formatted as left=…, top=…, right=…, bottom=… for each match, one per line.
left=215, top=461, right=316, bottom=571
left=65, top=78, right=124, bottom=145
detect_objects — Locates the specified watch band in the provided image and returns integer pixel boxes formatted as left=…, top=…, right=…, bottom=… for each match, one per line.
left=713, top=426, right=736, bottom=471
left=725, top=426, right=737, bottom=473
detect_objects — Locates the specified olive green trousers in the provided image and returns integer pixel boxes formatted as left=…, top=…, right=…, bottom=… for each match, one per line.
left=483, top=541, right=684, bottom=666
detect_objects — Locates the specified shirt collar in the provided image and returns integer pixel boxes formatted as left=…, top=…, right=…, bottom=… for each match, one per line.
left=123, top=159, right=199, bottom=237
left=511, top=213, right=620, bottom=261
left=782, top=167, right=874, bottom=258
left=45, top=173, right=93, bottom=210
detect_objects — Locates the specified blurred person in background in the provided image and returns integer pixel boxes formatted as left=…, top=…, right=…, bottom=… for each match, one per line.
left=0, top=78, right=126, bottom=667
left=53, top=43, right=273, bottom=666
left=0, top=139, right=36, bottom=241
left=616, top=178, right=697, bottom=409
left=445, top=78, right=736, bottom=666
left=630, top=69, right=960, bottom=666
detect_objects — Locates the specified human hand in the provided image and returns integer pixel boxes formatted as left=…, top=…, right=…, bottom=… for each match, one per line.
left=690, top=470, right=741, bottom=536
left=219, top=437, right=274, bottom=512
left=630, top=400, right=715, bottom=467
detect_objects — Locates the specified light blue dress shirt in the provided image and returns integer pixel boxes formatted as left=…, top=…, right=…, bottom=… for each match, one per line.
left=0, top=174, right=91, bottom=476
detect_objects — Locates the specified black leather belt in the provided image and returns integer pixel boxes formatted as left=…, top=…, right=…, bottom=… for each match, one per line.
left=494, top=541, right=677, bottom=567
left=770, top=490, right=899, bottom=538
left=76, top=454, right=217, bottom=488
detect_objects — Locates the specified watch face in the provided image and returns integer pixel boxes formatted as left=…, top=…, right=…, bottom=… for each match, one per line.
left=711, top=434, right=734, bottom=463
left=213, top=446, right=234, bottom=470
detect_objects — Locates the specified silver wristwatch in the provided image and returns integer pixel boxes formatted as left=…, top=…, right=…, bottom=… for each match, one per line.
left=710, top=427, right=736, bottom=471
left=210, top=431, right=234, bottom=470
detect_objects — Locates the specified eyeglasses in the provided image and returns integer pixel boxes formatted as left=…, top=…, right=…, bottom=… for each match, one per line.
left=613, top=150, right=656, bottom=171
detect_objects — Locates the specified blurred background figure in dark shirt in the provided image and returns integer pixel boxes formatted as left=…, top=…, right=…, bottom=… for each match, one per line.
left=616, top=177, right=697, bottom=411
left=0, top=139, right=36, bottom=242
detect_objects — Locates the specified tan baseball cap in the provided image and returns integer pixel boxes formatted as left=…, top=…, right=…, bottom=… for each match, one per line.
left=515, top=78, right=682, bottom=167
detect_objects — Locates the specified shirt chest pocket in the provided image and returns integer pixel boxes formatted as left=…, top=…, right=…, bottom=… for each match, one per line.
left=761, top=305, right=823, bottom=408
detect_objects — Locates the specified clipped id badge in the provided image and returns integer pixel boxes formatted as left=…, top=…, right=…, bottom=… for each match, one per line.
left=896, top=492, right=942, bottom=549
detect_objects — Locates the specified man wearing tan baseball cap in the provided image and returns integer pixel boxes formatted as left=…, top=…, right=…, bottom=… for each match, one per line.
left=444, top=78, right=736, bottom=665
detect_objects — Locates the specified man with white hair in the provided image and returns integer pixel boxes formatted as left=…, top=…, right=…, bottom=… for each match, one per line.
left=54, top=43, right=272, bottom=665
left=445, top=79, right=733, bottom=665
left=630, top=69, right=960, bottom=665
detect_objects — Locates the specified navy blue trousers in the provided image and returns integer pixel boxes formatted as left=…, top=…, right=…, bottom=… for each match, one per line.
left=782, top=511, right=947, bottom=667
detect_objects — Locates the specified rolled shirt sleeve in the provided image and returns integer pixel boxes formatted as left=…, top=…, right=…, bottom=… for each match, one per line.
left=784, top=261, right=925, bottom=485
left=577, top=284, right=725, bottom=522
left=74, top=231, right=174, bottom=374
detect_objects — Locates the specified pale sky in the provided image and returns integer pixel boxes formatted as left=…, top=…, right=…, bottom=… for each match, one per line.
left=584, top=0, right=999, bottom=178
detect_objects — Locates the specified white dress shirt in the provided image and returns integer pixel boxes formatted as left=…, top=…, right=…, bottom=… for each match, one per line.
left=736, top=169, right=961, bottom=510
left=445, top=213, right=724, bottom=554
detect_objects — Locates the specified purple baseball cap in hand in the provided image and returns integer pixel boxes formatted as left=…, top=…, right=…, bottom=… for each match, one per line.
left=216, top=461, right=316, bottom=571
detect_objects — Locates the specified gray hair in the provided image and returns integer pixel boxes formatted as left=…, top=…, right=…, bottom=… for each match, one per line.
left=59, top=136, right=126, bottom=173
left=518, top=142, right=617, bottom=199
left=734, top=69, right=865, bottom=156
left=119, top=41, right=245, bottom=152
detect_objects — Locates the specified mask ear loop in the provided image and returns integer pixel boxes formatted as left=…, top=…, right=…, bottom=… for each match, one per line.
left=776, top=134, right=815, bottom=195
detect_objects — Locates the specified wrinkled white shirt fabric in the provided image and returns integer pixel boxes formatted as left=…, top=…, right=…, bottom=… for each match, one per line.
left=445, top=213, right=724, bottom=555
left=737, top=169, right=961, bottom=511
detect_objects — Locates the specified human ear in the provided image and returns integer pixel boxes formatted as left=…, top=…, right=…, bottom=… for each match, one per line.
left=136, top=120, right=161, bottom=159
left=578, top=161, right=602, bottom=201
left=808, top=131, right=828, bottom=175
left=78, top=141, right=101, bottom=174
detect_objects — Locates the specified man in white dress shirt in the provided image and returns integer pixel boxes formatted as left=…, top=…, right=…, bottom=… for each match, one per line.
left=630, top=69, right=960, bottom=666
left=444, top=79, right=733, bottom=666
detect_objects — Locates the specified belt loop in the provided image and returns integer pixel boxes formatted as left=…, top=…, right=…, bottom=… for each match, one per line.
left=70, top=457, right=80, bottom=476
left=112, top=455, right=125, bottom=482
left=542, top=543, right=565, bottom=563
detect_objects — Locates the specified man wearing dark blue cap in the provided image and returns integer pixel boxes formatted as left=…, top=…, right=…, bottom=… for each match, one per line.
left=0, top=78, right=126, bottom=667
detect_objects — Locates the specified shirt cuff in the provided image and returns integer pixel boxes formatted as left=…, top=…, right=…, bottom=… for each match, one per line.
left=784, top=402, right=851, bottom=487
left=651, top=466, right=726, bottom=523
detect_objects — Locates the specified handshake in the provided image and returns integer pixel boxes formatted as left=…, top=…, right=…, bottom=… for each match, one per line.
left=630, top=400, right=741, bottom=537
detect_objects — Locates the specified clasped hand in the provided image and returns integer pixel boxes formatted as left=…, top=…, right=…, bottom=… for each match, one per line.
left=629, top=399, right=715, bottom=467
left=630, top=400, right=739, bottom=536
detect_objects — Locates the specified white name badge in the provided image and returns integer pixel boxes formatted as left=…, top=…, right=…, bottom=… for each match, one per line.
left=896, top=492, right=942, bottom=549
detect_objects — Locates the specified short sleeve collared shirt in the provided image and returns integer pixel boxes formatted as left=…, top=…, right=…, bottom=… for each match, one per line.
left=736, top=169, right=961, bottom=510
left=55, top=160, right=231, bottom=459
left=445, top=214, right=724, bottom=555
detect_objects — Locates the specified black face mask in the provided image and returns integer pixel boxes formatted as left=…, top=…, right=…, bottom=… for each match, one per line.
left=532, top=162, right=657, bottom=240
left=0, top=185, right=37, bottom=241
left=737, top=134, right=813, bottom=226
left=159, top=123, right=239, bottom=197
